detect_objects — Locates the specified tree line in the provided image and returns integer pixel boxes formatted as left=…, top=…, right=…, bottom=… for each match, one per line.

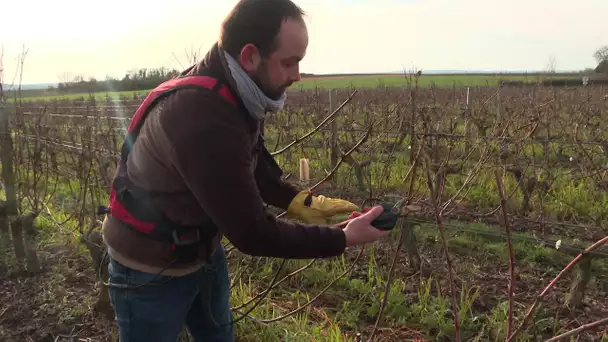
left=52, top=67, right=182, bottom=93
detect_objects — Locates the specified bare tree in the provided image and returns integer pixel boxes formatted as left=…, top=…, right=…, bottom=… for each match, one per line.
left=546, top=55, right=557, bottom=74
left=593, top=45, right=608, bottom=63
left=172, top=45, right=203, bottom=69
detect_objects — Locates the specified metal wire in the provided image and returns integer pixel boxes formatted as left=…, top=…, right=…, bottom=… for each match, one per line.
left=403, top=216, right=608, bottom=258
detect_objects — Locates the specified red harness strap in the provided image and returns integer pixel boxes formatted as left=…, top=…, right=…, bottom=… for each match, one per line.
left=101, top=75, right=237, bottom=262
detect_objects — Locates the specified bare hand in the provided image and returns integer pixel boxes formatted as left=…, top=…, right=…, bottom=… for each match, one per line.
left=342, top=205, right=389, bottom=247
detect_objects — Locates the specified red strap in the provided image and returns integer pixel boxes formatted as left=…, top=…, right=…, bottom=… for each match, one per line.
left=108, top=75, right=237, bottom=234
left=108, top=190, right=156, bottom=233
left=128, top=75, right=236, bottom=134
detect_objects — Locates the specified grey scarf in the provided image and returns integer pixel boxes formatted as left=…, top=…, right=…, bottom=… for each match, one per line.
left=222, top=49, right=286, bottom=120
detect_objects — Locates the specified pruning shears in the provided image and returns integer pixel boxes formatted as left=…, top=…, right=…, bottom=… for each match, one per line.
left=336, top=197, right=416, bottom=231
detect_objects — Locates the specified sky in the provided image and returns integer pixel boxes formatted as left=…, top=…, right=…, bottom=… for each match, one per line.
left=1, top=0, right=606, bottom=84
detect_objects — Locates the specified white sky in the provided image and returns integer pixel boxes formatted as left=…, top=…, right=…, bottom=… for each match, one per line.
left=1, top=0, right=606, bottom=84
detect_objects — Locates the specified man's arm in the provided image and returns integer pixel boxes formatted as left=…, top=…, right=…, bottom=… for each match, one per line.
left=160, top=88, right=345, bottom=259
left=254, top=141, right=300, bottom=210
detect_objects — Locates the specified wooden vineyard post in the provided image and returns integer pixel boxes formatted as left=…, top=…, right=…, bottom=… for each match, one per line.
left=81, top=230, right=112, bottom=315
left=11, top=213, right=40, bottom=273
left=565, top=254, right=593, bottom=308
left=463, top=87, right=471, bottom=154
left=403, top=220, right=421, bottom=270
left=19, top=213, right=40, bottom=273
left=299, top=158, right=310, bottom=185
left=0, top=104, right=26, bottom=268
left=0, top=105, right=18, bottom=216
left=329, top=89, right=339, bottom=182
left=0, top=201, right=10, bottom=274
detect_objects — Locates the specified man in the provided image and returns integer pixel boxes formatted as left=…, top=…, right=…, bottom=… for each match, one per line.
left=101, top=0, right=388, bottom=341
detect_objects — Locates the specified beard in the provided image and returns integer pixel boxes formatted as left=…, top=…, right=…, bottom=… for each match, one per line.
left=250, top=63, right=289, bottom=101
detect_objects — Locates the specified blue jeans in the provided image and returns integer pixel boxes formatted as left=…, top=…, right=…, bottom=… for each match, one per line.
left=107, top=246, right=234, bottom=342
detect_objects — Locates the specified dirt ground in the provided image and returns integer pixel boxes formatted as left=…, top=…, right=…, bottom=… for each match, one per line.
left=1, top=243, right=115, bottom=341
left=1, top=210, right=607, bottom=341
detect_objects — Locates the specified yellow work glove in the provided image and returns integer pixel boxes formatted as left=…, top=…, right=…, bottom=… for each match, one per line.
left=286, top=190, right=359, bottom=224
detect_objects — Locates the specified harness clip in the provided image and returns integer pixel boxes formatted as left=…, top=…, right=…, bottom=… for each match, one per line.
left=172, top=229, right=200, bottom=246
left=97, top=205, right=110, bottom=216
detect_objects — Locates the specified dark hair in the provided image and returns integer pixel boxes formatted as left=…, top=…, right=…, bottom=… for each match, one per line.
left=220, top=0, right=305, bottom=59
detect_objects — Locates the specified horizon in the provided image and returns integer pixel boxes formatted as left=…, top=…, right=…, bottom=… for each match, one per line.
left=3, top=69, right=586, bottom=89
left=2, top=0, right=606, bottom=85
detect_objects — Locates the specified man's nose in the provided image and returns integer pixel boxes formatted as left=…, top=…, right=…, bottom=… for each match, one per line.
left=292, top=66, right=301, bottom=82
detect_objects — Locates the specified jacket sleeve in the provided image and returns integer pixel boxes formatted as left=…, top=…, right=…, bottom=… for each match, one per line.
left=159, top=89, right=346, bottom=259
left=254, top=142, right=301, bottom=210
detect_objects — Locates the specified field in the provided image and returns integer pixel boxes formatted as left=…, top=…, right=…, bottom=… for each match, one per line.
left=1, top=73, right=608, bottom=341
left=7, top=73, right=579, bottom=102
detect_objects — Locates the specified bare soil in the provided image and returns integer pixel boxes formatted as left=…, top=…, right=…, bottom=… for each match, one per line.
left=1, top=214, right=606, bottom=341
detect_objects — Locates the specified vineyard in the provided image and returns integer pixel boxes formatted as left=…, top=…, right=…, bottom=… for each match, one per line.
left=1, top=76, right=608, bottom=341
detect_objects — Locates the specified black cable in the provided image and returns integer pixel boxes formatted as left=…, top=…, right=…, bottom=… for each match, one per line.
left=97, top=249, right=178, bottom=290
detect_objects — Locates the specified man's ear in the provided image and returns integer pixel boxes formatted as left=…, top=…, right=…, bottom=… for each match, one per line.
left=239, top=43, right=261, bottom=73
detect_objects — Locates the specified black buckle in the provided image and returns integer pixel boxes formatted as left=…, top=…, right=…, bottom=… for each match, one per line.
left=97, top=205, right=110, bottom=216
left=172, top=229, right=200, bottom=246
left=304, top=192, right=313, bottom=207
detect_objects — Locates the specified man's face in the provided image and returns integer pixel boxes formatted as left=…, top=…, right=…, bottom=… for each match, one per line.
left=241, top=17, right=308, bottom=100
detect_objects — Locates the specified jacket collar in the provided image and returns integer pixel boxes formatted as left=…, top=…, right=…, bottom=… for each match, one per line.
left=181, top=43, right=245, bottom=111
left=181, top=42, right=264, bottom=134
